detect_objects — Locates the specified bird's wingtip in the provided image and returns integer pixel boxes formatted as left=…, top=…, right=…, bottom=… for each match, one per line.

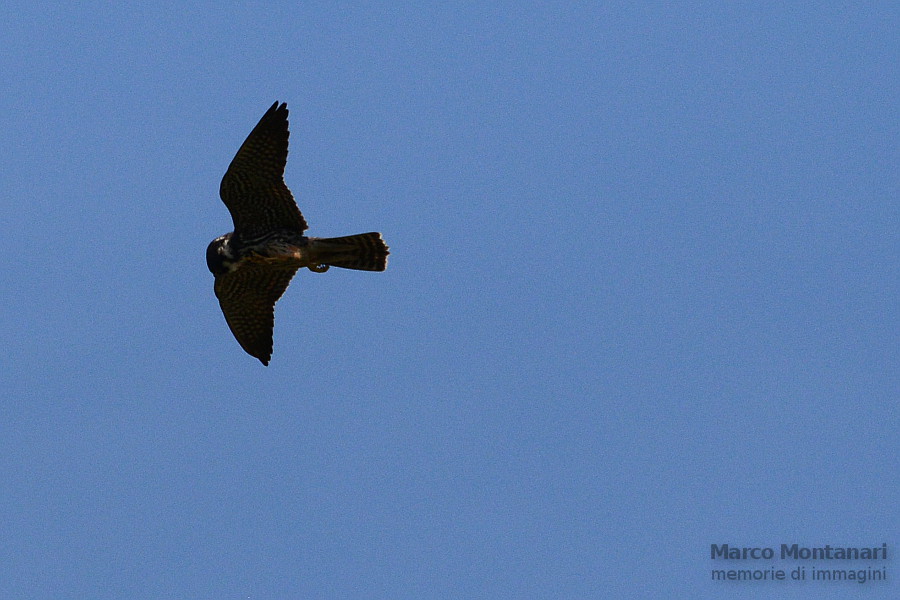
left=264, top=101, right=287, bottom=116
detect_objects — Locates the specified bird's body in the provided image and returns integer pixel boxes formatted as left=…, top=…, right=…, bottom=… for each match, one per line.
left=207, top=102, right=389, bottom=365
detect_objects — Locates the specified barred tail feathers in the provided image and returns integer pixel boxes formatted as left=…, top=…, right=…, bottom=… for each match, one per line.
left=310, top=232, right=389, bottom=271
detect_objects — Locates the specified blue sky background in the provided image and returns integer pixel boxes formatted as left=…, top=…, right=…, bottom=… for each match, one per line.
left=0, top=2, right=897, bottom=598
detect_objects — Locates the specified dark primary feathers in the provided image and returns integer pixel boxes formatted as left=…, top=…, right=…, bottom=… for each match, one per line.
left=214, top=262, right=299, bottom=366
left=219, top=101, right=308, bottom=238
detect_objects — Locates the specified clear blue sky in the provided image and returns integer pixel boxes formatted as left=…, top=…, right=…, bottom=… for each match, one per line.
left=1, top=2, right=896, bottom=598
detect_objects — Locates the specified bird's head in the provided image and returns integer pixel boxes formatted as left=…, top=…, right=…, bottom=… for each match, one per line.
left=206, top=233, right=237, bottom=276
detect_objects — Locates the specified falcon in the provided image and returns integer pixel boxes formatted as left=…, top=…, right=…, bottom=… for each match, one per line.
left=206, top=102, right=389, bottom=365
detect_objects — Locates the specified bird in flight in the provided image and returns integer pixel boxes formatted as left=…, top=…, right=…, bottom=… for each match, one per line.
left=207, top=102, right=389, bottom=365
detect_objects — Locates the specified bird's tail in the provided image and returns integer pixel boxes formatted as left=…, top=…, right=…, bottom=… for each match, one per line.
left=310, top=232, right=389, bottom=271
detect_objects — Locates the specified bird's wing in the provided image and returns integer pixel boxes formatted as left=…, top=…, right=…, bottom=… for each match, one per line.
left=219, top=102, right=308, bottom=238
left=214, top=261, right=299, bottom=365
